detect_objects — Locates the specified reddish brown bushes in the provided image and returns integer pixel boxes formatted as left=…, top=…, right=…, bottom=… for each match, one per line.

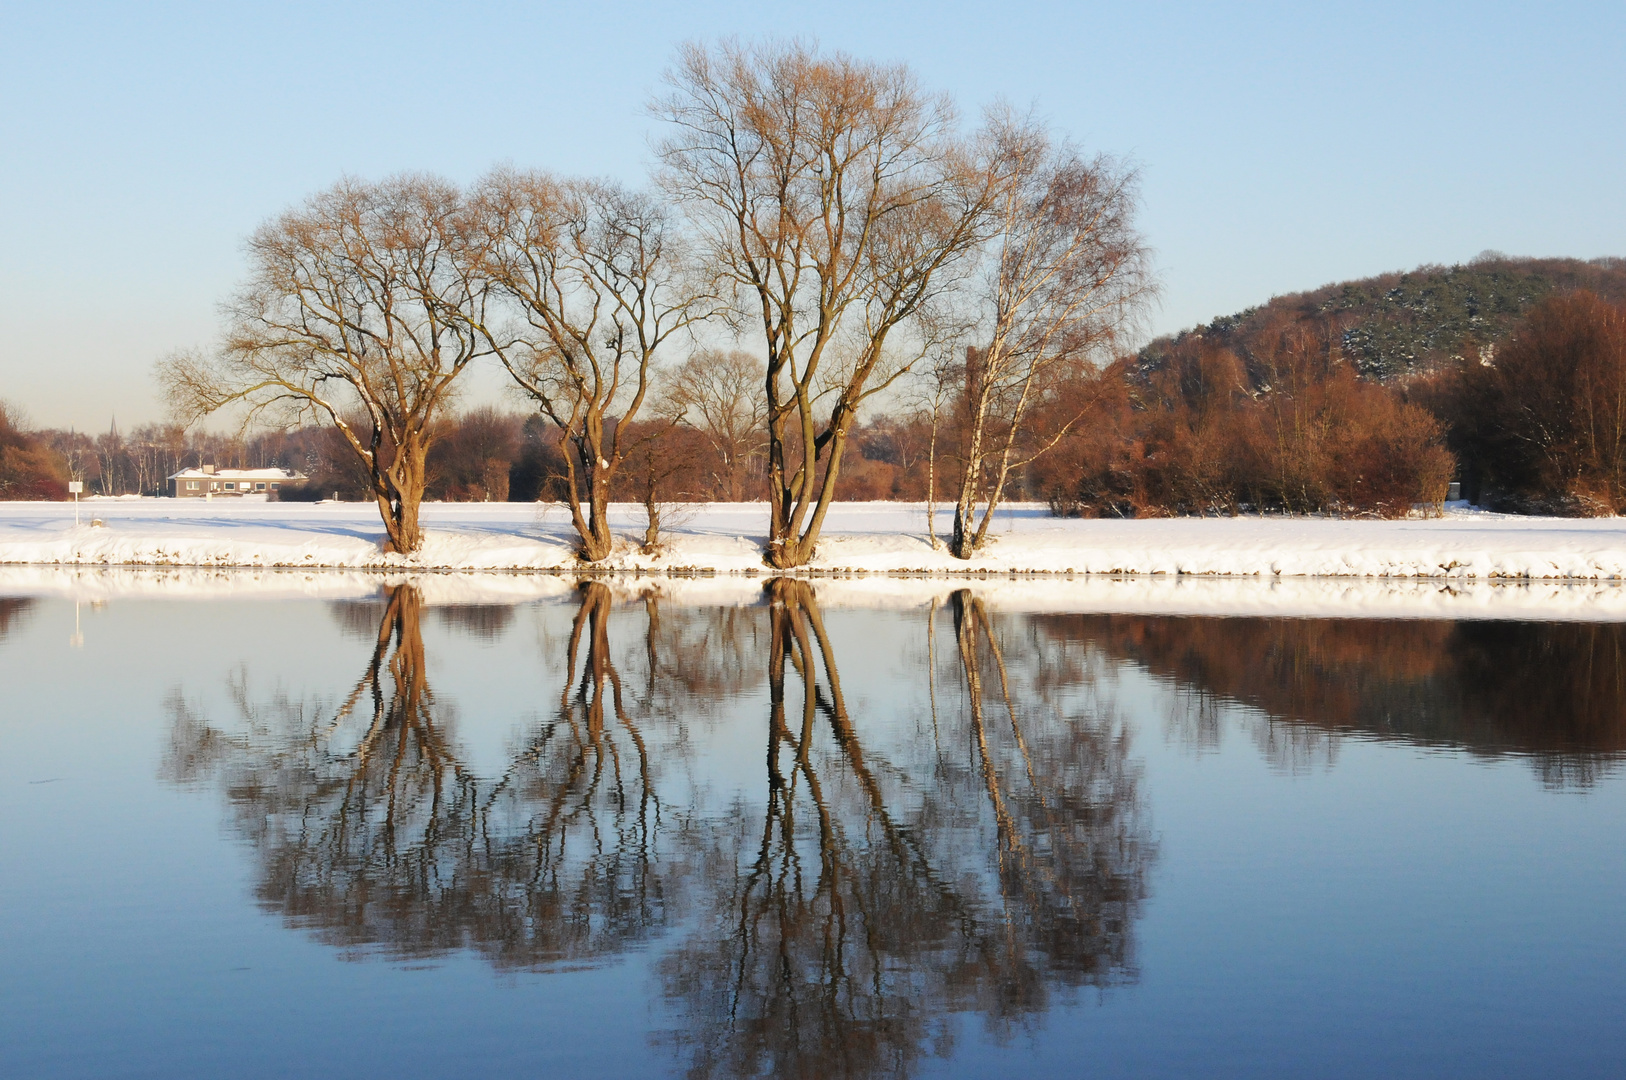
left=1032, top=321, right=1453, bottom=518
left=1422, top=291, right=1626, bottom=514
left=0, top=402, right=70, bottom=500
left=426, top=407, right=523, bottom=502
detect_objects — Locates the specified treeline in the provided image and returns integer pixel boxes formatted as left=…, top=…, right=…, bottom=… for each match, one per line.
left=1014, top=254, right=1626, bottom=520
left=0, top=414, right=365, bottom=500
left=7, top=276, right=1626, bottom=527
left=1037, top=328, right=1454, bottom=518
left=890, top=278, right=1626, bottom=519
left=247, top=280, right=1626, bottom=521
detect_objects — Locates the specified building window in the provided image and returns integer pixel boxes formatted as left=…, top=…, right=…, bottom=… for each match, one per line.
left=255, top=483, right=266, bottom=491
left=186, top=481, right=199, bottom=491
left=269, top=483, right=280, bottom=491
left=224, top=483, right=236, bottom=490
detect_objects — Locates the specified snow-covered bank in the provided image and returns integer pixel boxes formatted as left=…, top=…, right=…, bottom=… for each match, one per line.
left=6, top=499, right=1626, bottom=581
left=5, top=564, right=1626, bottom=622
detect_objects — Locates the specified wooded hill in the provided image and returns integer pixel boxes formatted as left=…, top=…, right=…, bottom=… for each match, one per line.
left=1139, top=255, right=1626, bottom=382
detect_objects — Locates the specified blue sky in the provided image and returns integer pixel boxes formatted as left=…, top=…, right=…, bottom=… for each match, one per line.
left=2, top=0, right=1621, bottom=429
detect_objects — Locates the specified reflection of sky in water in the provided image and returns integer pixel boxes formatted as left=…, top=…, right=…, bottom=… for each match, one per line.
left=2, top=584, right=1624, bottom=1080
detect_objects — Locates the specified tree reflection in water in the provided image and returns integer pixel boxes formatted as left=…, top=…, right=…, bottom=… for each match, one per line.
left=162, top=582, right=1155, bottom=1077
left=164, top=582, right=684, bottom=969
left=658, top=583, right=1152, bottom=1079
left=0, top=596, right=34, bottom=641
left=142, top=586, right=1626, bottom=1073
left=1037, top=614, right=1626, bottom=787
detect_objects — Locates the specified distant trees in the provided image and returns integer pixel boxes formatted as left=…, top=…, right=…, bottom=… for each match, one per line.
left=1424, top=291, right=1626, bottom=514
left=160, top=175, right=492, bottom=553
left=1249, top=325, right=1453, bottom=515
left=258, top=423, right=372, bottom=502
left=426, top=406, right=521, bottom=502
left=124, top=424, right=189, bottom=497
left=33, top=421, right=284, bottom=498
left=1150, top=255, right=1626, bottom=383
left=0, top=402, right=69, bottom=500
left=663, top=349, right=766, bottom=501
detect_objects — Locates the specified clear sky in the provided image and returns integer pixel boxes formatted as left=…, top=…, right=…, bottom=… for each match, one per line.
left=2, top=0, right=1621, bottom=431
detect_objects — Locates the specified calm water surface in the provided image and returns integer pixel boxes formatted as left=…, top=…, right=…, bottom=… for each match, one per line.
left=2, top=580, right=1623, bottom=1079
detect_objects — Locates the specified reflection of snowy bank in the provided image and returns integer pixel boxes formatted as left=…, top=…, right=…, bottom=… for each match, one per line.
left=0, top=566, right=577, bottom=605
left=6, top=500, right=1626, bottom=581
left=5, top=564, right=1626, bottom=622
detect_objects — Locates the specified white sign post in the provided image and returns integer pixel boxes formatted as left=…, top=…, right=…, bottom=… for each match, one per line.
left=68, top=481, right=83, bottom=526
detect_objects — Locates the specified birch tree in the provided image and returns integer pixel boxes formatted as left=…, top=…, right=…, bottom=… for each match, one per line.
left=948, top=119, right=1150, bottom=559
left=160, top=175, right=489, bottom=554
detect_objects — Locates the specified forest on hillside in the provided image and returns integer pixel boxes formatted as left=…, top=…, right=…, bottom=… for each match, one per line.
left=1143, top=254, right=1626, bottom=381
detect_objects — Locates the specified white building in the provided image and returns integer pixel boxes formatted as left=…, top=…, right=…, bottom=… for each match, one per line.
left=167, top=466, right=307, bottom=498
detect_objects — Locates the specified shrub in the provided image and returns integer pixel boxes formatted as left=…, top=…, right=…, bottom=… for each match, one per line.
left=0, top=402, right=70, bottom=500
left=1039, top=323, right=1453, bottom=518
left=1429, top=291, right=1626, bottom=514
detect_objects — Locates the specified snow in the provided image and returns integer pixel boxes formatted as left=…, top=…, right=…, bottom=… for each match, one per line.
left=5, top=499, right=1626, bottom=585
left=4, top=565, right=1625, bottom=623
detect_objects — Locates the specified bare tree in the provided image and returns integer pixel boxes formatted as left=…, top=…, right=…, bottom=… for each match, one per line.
left=664, top=348, right=767, bottom=500
left=949, top=117, right=1150, bottom=559
left=128, top=423, right=187, bottom=497
left=655, top=39, right=1002, bottom=567
left=905, top=329, right=968, bottom=550
left=93, top=419, right=126, bottom=495
left=463, top=170, right=713, bottom=561
left=159, top=174, right=490, bottom=554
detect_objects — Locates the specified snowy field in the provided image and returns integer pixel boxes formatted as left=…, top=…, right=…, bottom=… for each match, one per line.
left=5, top=498, right=1626, bottom=583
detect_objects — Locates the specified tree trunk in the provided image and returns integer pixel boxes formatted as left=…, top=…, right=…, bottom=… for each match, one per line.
left=765, top=442, right=847, bottom=569
left=391, top=489, right=423, bottom=555
left=642, top=487, right=661, bottom=553
left=561, top=432, right=617, bottom=562
left=950, top=416, right=988, bottom=560
left=925, top=409, right=941, bottom=551
left=377, top=438, right=427, bottom=555
left=580, top=483, right=615, bottom=561
left=950, top=504, right=969, bottom=559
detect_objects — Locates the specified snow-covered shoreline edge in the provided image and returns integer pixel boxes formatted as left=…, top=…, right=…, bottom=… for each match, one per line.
left=6, top=563, right=1626, bottom=623
left=7, top=500, right=1626, bottom=585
